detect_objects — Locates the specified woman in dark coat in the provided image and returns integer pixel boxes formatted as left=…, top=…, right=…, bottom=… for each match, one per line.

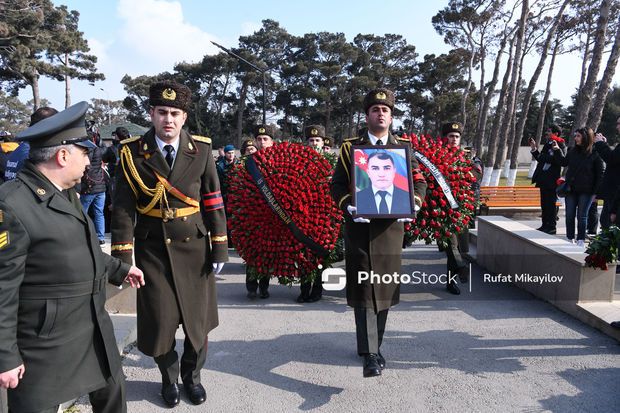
left=554, top=127, right=604, bottom=247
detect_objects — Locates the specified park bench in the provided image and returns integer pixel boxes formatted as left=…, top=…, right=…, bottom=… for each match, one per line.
left=480, top=186, right=540, bottom=208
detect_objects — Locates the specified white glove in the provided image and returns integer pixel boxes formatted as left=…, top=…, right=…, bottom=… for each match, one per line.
left=347, top=205, right=370, bottom=223
left=212, top=262, right=225, bottom=275
left=397, top=218, right=414, bottom=223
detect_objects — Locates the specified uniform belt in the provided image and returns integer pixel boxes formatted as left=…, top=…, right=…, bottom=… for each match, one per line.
left=19, top=277, right=107, bottom=299
left=142, top=206, right=200, bottom=219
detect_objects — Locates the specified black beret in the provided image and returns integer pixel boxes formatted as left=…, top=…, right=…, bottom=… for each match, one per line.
left=363, top=88, right=395, bottom=113
left=441, top=122, right=463, bottom=137
left=16, top=101, right=95, bottom=149
left=113, top=126, right=130, bottom=139
left=149, top=80, right=191, bottom=112
left=254, top=124, right=276, bottom=139
left=304, top=124, right=326, bottom=140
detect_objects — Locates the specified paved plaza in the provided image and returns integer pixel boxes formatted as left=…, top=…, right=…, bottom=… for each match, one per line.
left=74, top=241, right=620, bottom=413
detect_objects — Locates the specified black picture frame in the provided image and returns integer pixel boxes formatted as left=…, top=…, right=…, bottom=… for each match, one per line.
left=350, top=144, right=416, bottom=219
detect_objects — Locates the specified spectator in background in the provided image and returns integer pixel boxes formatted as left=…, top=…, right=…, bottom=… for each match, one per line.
left=79, top=127, right=108, bottom=245
left=593, top=116, right=620, bottom=230
left=2, top=107, right=59, bottom=183
left=216, top=144, right=238, bottom=199
left=554, top=127, right=604, bottom=248
left=0, top=131, right=17, bottom=184
left=530, top=124, right=566, bottom=235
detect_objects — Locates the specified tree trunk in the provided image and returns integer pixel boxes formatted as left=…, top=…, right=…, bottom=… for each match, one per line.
left=64, top=53, right=71, bottom=108
left=461, top=36, right=475, bottom=131
left=494, top=1, right=528, bottom=174
left=475, top=33, right=511, bottom=158
left=572, top=0, right=611, bottom=134
left=483, top=34, right=515, bottom=174
left=579, top=22, right=593, bottom=93
left=587, top=14, right=620, bottom=130
left=31, top=74, right=41, bottom=111
left=508, top=0, right=569, bottom=185
left=235, top=79, right=249, bottom=148
left=473, top=45, right=486, bottom=151
left=535, top=36, right=561, bottom=146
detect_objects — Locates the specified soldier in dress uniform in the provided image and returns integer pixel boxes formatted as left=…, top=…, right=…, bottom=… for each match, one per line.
left=295, top=125, right=328, bottom=303
left=111, top=81, right=228, bottom=407
left=331, top=88, right=427, bottom=377
left=245, top=124, right=276, bottom=299
left=0, top=102, right=144, bottom=413
left=440, top=122, right=482, bottom=295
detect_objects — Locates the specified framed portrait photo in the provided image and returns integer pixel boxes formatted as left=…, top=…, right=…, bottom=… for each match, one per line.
left=351, top=145, right=416, bottom=219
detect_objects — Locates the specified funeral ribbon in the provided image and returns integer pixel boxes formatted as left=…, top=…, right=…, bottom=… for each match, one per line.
left=245, top=155, right=330, bottom=258
left=413, top=151, right=459, bottom=209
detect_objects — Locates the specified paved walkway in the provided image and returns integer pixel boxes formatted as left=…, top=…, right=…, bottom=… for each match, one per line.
left=74, top=239, right=620, bottom=413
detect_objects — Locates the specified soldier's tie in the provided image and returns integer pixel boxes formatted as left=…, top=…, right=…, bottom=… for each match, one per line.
left=376, top=139, right=383, bottom=146
left=164, top=145, right=175, bottom=168
left=377, top=190, right=389, bottom=214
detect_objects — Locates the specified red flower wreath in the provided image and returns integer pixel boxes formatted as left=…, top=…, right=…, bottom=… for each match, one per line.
left=401, top=133, right=477, bottom=248
left=226, top=142, right=342, bottom=282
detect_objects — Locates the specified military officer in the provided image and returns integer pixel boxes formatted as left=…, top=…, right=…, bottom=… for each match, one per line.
left=111, top=81, right=228, bottom=407
left=441, top=122, right=483, bottom=295
left=0, top=102, right=144, bottom=413
left=245, top=124, right=276, bottom=299
left=331, top=88, right=427, bottom=377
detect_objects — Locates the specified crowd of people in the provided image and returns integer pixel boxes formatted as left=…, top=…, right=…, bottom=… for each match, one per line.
left=0, top=79, right=618, bottom=412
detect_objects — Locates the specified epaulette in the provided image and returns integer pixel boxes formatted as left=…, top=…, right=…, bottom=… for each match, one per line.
left=192, top=135, right=211, bottom=144
left=120, top=135, right=141, bottom=145
left=397, top=137, right=411, bottom=142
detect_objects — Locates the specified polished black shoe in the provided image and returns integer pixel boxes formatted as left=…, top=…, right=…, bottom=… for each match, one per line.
left=161, top=382, right=180, bottom=407
left=363, top=354, right=382, bottom=377
left=247, top=291, right=257, bottom=299
left=457, top=266, right=469, bottom=283
left=184, top=383, right=206, bottom=405
left=296, top=293, right=307, bottom=303
left=377, top=352, right=386, bottom=369
left=259, top=289, right=270, bottom=299
left=544, top=228, right=557, bottom=235
left=536, top=226, right=547, bottom=232
left=99, top=239, right=106, bottom=245
left=306, top=293, right=322, bottom=302
left=446, top=280, right=461, bottom=295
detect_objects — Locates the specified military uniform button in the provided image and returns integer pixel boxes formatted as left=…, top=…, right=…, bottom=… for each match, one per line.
left=184, top=237, right=190, bottom=242
left=165, top=238, right=172, bottom=244
left=182, top=216, right=188, bottom=222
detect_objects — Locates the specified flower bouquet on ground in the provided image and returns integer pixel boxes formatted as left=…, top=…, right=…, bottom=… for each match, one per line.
left=400, top=133, right=477, bottom=249
left=226, top=142, right=342, bottom=284
left=585, top=226, right=619, bottom=270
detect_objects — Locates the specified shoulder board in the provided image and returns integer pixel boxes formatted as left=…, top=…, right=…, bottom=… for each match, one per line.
left=192, top=135, right=211, bottom=144
left=396, top=137, right=411, bottom=142
left=344, top=137, right=360, bottom=143
left=120, top=135, right=141, bottom=145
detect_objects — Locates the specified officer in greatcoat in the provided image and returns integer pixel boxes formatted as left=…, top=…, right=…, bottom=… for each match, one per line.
left=330, top=88, right=427, bottom=377
left=111, top=81, right=228, bottom=407
left=0, top=102, right=144, bottom=413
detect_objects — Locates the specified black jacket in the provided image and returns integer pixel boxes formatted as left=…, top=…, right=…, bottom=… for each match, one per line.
left=554, top=147, right=604, bottom=194
left=531, top=140, right=566, bottom=189
left=80, top=146, right=107, bottom=194
left=593, top=141, right=620, bottom=199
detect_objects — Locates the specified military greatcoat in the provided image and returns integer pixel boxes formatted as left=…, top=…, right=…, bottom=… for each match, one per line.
left=111, top=128, right=228, bottom=357
left=0, top=162, right=130, bottom=412
left=330, top=130, right=427, bottom=312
